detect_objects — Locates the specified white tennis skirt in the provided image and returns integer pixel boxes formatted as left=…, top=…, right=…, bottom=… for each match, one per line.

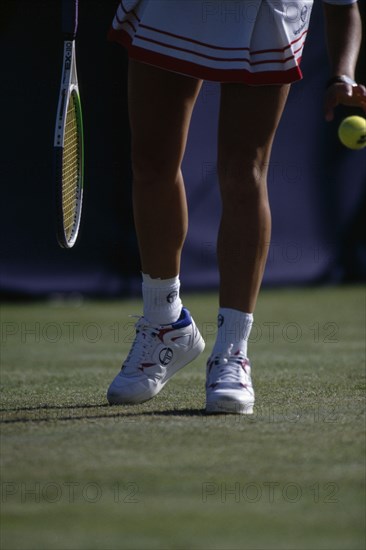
left=109, top=0, right=314, bottom=85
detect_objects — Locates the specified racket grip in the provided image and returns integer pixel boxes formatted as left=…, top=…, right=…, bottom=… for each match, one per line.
left=62, top=0, right=79, bottom=39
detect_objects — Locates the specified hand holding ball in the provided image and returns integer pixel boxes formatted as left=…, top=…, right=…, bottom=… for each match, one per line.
left=338, top=116, right=366, bottom=150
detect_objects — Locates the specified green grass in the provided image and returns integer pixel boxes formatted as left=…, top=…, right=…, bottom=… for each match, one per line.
left=0, top=287, right=365, bottom=550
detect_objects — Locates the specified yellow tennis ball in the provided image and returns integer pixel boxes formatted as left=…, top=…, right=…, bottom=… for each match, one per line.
left=338, top=116, right=366, bottom=150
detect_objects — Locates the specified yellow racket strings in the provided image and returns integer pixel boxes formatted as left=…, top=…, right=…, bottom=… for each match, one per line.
left=62, top=93, right=80, bottom=241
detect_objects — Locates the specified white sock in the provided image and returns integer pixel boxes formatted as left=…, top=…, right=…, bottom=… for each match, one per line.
left=142, top=273, right=183, bottom=325
left=212, top=307, right=253, bottom=357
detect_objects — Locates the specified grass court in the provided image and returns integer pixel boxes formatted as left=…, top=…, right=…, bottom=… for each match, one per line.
left=0, top=286, right=365, bottom=549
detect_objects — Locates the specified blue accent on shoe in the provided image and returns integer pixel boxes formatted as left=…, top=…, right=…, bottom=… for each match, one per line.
left=171, top=307, right=192, bottom=330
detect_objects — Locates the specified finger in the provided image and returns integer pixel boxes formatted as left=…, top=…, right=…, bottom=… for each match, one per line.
left=354, top=84, right=366, bottom=97
left=353, top=85, right=366, bottom=111
left=324, top=105, right=334, bottom=121
left=324, top=90, right=338, bottom=121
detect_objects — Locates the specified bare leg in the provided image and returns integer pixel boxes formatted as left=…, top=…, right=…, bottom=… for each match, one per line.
left=217, top=83, right=290, bottom=313
left=128, top=60, right=202, bottom=278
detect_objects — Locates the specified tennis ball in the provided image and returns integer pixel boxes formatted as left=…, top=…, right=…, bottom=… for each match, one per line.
left=338, top=116, right=366, bottom=150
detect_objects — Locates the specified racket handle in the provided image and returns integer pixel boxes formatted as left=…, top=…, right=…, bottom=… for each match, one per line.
left=62, top=0, right=79, bottom=39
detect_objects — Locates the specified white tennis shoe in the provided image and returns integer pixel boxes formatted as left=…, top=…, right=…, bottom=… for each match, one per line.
left=205, top=349, right=255, bottom=414
left=107, top=308, right=205, bottom=405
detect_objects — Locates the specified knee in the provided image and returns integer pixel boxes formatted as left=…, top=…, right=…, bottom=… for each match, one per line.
left=132, top=154, right=176, bottom=187
left=131, top=140, right=181, bottom=186
left=218, top=156, right=269, bottom=206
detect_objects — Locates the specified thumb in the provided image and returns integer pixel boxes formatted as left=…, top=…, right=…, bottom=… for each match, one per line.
left=344, top=84, right=353, bottom=97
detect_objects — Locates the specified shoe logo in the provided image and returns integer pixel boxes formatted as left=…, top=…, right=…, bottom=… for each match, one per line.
left=159, top=347, right=173, bottom=365
left=167, top=291, right=178, bottom=304
left=217, top=314, right=224, bottom=328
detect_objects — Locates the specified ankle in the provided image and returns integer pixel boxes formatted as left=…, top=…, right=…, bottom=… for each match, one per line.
left=142, top=273, right=183, bottom=325
left=211, top=307, right=253, bottom=357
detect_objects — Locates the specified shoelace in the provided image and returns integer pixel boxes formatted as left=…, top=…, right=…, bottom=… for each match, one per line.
left=123, top=318, right=159, bottom=373
left=208, top=350, right=251, bottom=386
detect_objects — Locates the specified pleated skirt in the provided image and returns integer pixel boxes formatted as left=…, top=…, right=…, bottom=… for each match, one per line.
left=108, top=0, right=314, bottom=84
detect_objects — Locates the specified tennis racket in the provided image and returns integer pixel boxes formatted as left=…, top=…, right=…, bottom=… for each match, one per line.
left=54, top=0, right=84, bottom=248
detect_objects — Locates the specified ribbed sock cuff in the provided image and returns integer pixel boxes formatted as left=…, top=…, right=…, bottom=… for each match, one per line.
left=142, top=273, right=182, bottom=325
left=212, top=307, right=253, bottom=357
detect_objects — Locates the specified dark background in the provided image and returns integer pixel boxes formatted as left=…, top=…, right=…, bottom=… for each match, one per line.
left=1, top=0, right=365, bottom=298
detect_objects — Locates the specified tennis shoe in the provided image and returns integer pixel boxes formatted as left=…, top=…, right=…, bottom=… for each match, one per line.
left=107, top=308, right=205, bottom=404
left=205, top=348, right=255, bottom=414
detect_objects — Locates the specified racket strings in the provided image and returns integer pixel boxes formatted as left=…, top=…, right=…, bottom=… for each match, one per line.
left=62, top=93, right=81, bottom=241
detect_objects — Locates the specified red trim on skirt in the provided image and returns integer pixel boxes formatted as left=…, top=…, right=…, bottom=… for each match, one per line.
left=108, top=28, right=303, bottom=85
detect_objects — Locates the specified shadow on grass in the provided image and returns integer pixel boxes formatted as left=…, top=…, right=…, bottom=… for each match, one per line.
left=0, top=403, right=111, bottom=412
left=0, top=403, right=206, bottom=424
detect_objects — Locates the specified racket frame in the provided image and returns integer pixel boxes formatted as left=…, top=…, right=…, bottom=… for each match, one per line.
left=54, top=39, right=84, bottom=249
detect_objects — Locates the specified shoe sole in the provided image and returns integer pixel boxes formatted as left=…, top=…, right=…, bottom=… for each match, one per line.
left=206, top=400, right=254, bottom=415
left=108, top=335, right=205, bottom=405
